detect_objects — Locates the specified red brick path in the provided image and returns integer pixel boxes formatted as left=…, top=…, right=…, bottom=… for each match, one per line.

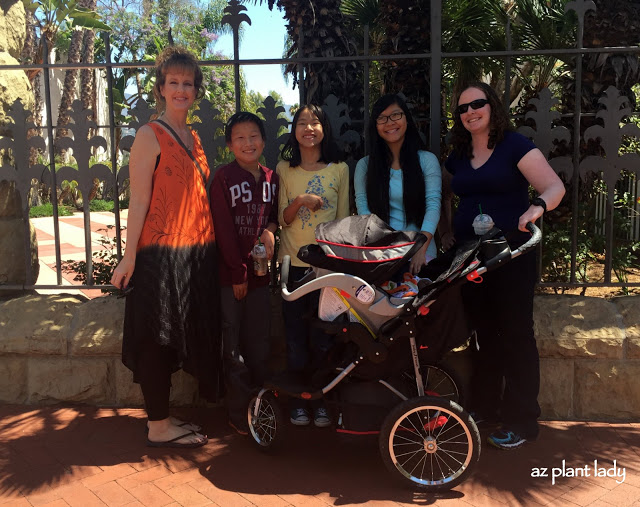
left=0, top=405, right=638, bottom=506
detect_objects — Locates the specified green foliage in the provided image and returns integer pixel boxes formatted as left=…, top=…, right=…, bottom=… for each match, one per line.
left=23, top=0, right=111, bottom=31
left=61, top=225, right=125, bottom=293
left=541, top=179, right=640, bottom=294
left=98, top=0, right=238, bottom=126
left=599, top=182, right=640, bottom=294
left=23, top=0, right=111, bottom=62
left=59, top=179, right=81, bottom=207
left=203, top=61, right=237, bottom=119
left=540, top=210, right=595, bottom=291
left=340, top=0, right=379, bottom=26
left=245, top=89, right=289, bottom=132
left=29, top=203, right=75, bottom=218
left=89, top=199, right=114, bottom=212
left=620, top=85, right=640, bottom=156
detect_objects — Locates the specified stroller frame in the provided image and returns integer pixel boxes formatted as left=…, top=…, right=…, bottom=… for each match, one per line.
left=247, top=221, right=542, bottom=491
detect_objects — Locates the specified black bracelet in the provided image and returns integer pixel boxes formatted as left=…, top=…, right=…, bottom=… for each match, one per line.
left=530, top=197, right=547, bottom=212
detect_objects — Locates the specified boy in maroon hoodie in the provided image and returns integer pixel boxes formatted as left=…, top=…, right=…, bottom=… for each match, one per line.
left=210, top=112, right=279, bottom=434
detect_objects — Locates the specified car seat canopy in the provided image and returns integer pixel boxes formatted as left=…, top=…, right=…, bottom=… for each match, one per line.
left=297, top=215, right=426, bottom=285
left=316, top=214, right=425, bottom=262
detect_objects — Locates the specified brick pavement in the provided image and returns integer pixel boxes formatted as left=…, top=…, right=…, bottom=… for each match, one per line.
left=17, top=212, right=640, bottom=505
left=31, top=211, right=127, bottom=299
left=0, top=405, right=638, bottom=506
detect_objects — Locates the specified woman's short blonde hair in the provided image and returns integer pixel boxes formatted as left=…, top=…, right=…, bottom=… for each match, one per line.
left=152, top=46, right=205, bottom=111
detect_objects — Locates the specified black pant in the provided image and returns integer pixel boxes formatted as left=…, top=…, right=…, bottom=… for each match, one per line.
left=463, top=250, right=541, bottom=439
left=282, top=266, right=333, bottom=411
left=135, top=335, right=176, bottom=421
left=221, top=285, right=271, bottom=428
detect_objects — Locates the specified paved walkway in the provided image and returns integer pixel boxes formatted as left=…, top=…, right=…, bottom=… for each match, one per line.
left=18, top=214, right=640, bottom=505
left=0, top=405, right=638, bottom=506
left=32, top=211, right=128, bottom=299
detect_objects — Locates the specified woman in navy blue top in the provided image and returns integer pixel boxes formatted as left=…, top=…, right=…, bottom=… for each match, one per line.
left=442, top=82, right=565, bottom=450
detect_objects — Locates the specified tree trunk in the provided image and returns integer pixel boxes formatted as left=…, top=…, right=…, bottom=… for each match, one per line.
left=80, top=0, right=97, bottom=139
left=277, top=0, right=362, bottom=119
left=22, top=10, right=44, bottom=169
left=158, top=0, right=170, bottom=32
left=55, top=27, right=84, bottom=154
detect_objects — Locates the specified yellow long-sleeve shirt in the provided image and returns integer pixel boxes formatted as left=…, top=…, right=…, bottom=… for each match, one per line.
left=277, top=160, right=350, bottom=267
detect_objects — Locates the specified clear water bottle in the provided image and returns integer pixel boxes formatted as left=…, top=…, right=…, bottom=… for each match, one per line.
left=252, top=239, right=268, bottom=276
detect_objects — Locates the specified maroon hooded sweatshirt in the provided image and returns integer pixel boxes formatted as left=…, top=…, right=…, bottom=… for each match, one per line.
left=210, top=160, right=279, bottom=289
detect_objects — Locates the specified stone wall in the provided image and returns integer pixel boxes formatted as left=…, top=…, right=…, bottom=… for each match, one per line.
left=535, top=295, right=640, bottom=421
left=0, top=293, right=638, bottom=422
left=0, top=0, right=39, bottom=292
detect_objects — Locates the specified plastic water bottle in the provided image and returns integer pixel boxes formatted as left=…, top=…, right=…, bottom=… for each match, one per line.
left=252, top=239, right=268, bottom=276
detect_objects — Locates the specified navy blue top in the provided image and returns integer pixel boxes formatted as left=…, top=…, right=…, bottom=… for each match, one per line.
left=445, top=130, right=536, bottom=245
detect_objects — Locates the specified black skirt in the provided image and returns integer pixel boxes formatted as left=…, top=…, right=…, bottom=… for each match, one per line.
left=122, top=242, right=223, bottom=401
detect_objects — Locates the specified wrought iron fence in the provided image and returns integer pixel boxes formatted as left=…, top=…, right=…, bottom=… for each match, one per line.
left=1, top=0, right=639, bottom=293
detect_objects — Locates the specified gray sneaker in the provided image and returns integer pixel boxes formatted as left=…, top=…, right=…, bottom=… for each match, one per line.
left=314, top=407, right=331, bottom=428
left=290, top=408, right=310, bottom=426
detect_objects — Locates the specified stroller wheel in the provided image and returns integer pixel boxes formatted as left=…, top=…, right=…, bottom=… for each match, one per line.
left=403, top=364, right=462, bottom=404
left=247, top=392, right=285, bottom=452
left=379, top=396, right=480, bottom=490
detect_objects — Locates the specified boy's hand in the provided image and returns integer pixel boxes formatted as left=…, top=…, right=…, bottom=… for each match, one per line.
left=260, top=229, right=275, bottom=259
left=232, top=282, right=248, bottom=300
left=298, top=193, right=323, bottom=212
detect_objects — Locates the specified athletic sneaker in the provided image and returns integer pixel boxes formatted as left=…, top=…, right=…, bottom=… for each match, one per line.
left=290, top=408, right=310, bottom=426
left=314, top=407, right=331, bottom=428
left=487, top=429, right=527, bottom=450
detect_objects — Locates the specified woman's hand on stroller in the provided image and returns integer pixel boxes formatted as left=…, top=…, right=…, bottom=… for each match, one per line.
left=440, top=231, right=456, bottom=251
left=518, top=205, right=544, bottom=232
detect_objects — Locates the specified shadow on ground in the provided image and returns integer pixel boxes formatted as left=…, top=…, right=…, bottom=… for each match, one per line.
left=0, top=405, right=638, bottom=505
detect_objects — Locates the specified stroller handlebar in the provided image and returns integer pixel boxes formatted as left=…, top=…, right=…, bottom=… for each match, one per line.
left=511, top=222, right=541, bottom=259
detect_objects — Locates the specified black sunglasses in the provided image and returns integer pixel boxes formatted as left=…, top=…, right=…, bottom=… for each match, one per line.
left=456, top=99, right=489, bottom=115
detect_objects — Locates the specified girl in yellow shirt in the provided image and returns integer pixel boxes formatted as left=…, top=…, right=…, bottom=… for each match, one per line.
left=277, top=104, right=350, bottom=427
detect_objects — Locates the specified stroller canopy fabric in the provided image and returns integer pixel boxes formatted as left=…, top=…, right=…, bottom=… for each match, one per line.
left=315, top=214, right=425, bottom=262
left=297, top=215, right=426, bottom=285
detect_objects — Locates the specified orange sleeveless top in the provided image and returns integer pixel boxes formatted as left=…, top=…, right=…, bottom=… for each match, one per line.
left=137, top=122, right=215, bottom=250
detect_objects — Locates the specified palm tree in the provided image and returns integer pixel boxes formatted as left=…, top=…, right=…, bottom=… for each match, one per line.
left=80, top=0, right=98, bottom=115
left=581, top=0, right=640, bottom=110
left=253, top=0, right=362, bottom=116
left=22, top=0, right=110, bottom=154
left=557, top=0, right=640, bottom=146
left=56, top=24, right=85, bottom=145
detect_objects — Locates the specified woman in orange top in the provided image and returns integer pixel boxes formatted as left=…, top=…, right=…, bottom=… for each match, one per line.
left=111, top=46, right=221, bottom=448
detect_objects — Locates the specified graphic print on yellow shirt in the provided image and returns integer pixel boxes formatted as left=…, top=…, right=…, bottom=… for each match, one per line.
left=297, top=173, right=336, bottom=229
left=277, top=160, right=350, bottom=267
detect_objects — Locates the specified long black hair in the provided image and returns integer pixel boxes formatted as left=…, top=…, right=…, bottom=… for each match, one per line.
left=280, top=104, right=341, bottom=166
left=450, top=82, right=512, bottom=160
left=365, top=94, right=425, bottom=228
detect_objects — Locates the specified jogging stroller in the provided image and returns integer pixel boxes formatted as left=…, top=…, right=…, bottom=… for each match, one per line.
left=247, top=214, right=541, bottom=490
